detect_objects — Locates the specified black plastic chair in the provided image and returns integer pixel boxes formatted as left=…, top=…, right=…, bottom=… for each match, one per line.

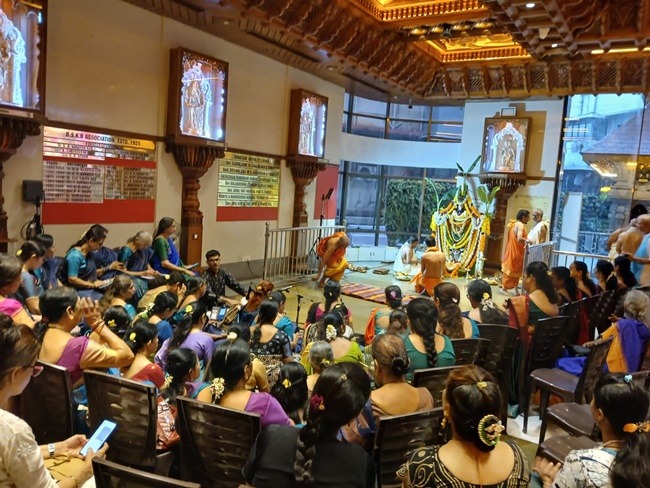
left=84, top=370, right=176, bottom=475
left=373, top=408, right=446, bottom=488
left=518, top=316, right=570, bottom=433
left=450, top=338, right=490, bottom=366
left=13, top=361, right=75, bottom=444
left=412, top=365, right=461, bottom=406
left=93, top=457, right=200, bottom=488
left=177, top=397, right=261, bottom=488
left=477, top=324, right=519, bottom=429
left=529, top=337, right=613, bottom=439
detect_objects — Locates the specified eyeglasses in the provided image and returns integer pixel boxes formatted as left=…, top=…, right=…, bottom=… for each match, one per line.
left=28, top=365, right=43, bottom=378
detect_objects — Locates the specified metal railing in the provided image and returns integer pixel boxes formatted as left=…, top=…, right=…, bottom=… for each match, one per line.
left=550, top=250, right=613, bottom=270
left=262, top=222, right=347, bottom=284
left=578, top=231, right=611, bottom=255
left=520, top=241, right=554, bottom=294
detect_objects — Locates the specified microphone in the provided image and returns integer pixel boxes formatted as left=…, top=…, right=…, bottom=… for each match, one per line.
left=277, top=285, right=294, bottom=292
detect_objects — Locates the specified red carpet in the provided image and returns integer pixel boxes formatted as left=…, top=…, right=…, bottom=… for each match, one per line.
left=340, top=283, right=422, bottom=305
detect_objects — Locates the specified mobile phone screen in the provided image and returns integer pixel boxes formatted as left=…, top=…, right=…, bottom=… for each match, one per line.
left=217, top=307, right=227, bottom=321
left=80, top=420, right=116, bottom=456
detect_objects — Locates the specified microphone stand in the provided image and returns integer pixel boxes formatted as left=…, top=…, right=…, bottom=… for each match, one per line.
left=284, top=286, right=314, bottom=329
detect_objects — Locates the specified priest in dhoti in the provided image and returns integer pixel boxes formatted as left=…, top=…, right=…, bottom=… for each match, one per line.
left=313, top=232, right=350, bottom=287
left=501, top=209, right=531, bottom=295
left=411, top=237, right=445, bottom=296
left=393, top=237, right=420, bottom=276
left=528, top=208, right=549, bottom=245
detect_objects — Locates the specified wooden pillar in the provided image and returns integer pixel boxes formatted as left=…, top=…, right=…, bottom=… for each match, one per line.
left=0, top=116, right=40, bottom=252
left=165, top=142, right=224, bottom=266
left=479, top=174, right=526, bottom=275
left=287, top=158, right=325, bottom=227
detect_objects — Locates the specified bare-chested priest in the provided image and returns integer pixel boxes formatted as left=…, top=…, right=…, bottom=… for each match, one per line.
left=410, top=237, right=445, bottom=296
left=312, top=232, right=350, bottom=287
left=616, top=219, right=644, bottom=256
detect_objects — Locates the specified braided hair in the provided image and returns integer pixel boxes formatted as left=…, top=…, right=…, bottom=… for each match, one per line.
left=406, top=298, right=439, bottom=367
left=526, top=261, right=559, bottom=304
left=434, top=282, right=465, bottom=339
left=141, top=291, right=178, bottom=319
left=271, top=362, right=308, bottom=424
left=294, top=363, right=370, bottom=486
left=208, top=338, right=251, bottom=404
left=160, top=348, right=197, bottom=406
left=124, top=317, right=158, bottom=354
left=251, top=299, right=279, bottom=346
left=168, top=300, right=207, bottom=352
left=322, top=281, right=341, bottom=314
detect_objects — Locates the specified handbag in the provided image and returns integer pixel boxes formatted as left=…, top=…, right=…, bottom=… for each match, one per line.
left=156, top=396, right=180, bottom=450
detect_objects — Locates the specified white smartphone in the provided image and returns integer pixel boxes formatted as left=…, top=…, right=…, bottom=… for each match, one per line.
left=80, top=420, right=116, bottom=456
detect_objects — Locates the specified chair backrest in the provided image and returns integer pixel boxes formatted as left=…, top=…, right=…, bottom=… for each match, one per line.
left=588, top=290, right=614, bottom=336
left=631, top=370, right=650, bottom=389
left=581, top=294, right=603, bottom=340
left=558, top=299, right=586, bottom=344
left=526, top=316, right=570, bottom=374
left=84, top=370, right=158, bottom=469
left=373, top=408, right=445, bottom=488
left=476, top=325, right=519, bottom=378
left=14, top=361, right=75, bottom=444
left=177, top=397, right=261, bottom=488
left=575, top=337, right=614, bottom=403
left=412, top=366, right=461, bottom=405
left=93, top=457, right=201, bottom=488
left=450, top=338, right=490, bottom=366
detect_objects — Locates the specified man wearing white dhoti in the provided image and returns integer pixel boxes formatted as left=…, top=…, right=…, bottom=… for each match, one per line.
left=393, top=237, right=420, bottom=275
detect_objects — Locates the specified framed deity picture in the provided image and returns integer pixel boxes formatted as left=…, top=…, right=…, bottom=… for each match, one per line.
left=481, top=117, right=530, bottom=174
left=287, top=89, right=328, bottom=159
left=166, top=48, right=229, bottom=145
left=0, top=0, right=47, bottom=117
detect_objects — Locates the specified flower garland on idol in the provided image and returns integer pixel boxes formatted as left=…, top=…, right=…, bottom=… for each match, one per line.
left=430, top=186, right=488, bottom=278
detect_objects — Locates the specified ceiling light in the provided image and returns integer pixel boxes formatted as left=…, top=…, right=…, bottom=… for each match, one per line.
left=551, top=43, right=558, bottom=48
left=525, top=2, right=535, bottom=8
left=411, top=28, right=427, bottom=36
left=326, top=66, right=335, bottom=71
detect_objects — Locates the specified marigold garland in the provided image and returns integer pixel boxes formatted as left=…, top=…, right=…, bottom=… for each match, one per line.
left=431, top=187, right=488, bottom=277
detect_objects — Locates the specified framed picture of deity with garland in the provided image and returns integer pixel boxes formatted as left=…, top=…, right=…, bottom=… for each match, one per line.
left=166, top=47, right=229, bottom=146
left=287, top=89, right=328, bottom=160
left=0, top=0, right=48, bottom=118
left=481, top=117, right=530, bottom=174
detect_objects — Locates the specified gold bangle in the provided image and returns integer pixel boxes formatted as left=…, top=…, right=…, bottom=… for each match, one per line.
left=67, top=474, right=79, bottom=488
left=91, top=319, right=104, bottom=331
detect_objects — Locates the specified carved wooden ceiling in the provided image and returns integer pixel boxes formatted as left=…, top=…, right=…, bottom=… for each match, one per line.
left=121, top=0, right=650, bottom=101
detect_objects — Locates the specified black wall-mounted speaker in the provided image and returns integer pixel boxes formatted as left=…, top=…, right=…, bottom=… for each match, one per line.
left=23, top=180, right=43, bottom=203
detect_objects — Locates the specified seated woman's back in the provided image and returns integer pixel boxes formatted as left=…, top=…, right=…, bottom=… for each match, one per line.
left=371, top=334, right=434, bottom=419
left=399, top=365, right=530, bottom=487
left=244, top=363, right=374, bottom=488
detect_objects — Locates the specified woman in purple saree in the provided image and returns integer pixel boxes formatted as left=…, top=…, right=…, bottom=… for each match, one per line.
left=197, top=337, right=292, bottom=427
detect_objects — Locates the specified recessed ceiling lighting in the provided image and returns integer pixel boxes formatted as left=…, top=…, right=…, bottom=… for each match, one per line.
left=551, top=43, right=558, bottom=48
left=223, top=20, right=230, bottom=25
left=525, top=2, right=535, bottom=7
left=326, top=66, right=335, bottom=71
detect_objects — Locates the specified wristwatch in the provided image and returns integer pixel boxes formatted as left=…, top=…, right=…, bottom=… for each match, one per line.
left=48, top=443, right=55, bottom=458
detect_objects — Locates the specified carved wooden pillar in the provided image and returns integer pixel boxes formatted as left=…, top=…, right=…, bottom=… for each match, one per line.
left=0, top=116, right=40, bottom=252
left=478, top=174, right=526, bottom=274
left=166, top=143, right=224, bottom=266
left=287, top=158, right=326, bottom=227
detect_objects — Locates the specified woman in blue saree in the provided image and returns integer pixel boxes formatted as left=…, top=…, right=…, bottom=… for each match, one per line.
left=150, top=217, right=195, bottom=277
left=33, top=234, right=63, bottom=290
left=60, top=225, right=121, bottom=300
left=118, top=230, right=158, bottom=303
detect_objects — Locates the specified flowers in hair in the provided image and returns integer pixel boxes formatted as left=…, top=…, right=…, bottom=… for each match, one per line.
left=162, top=375, right=173, bottom=389
left=478, top=414, right=504, bottom=446
left=624, top=374, right=633, bottom=384
left=325, top=324, right=337, bottom=341
left=210, top=378, right=226, bottom=401
left=390, top=290, right=397, bottom=299
left=282, top=378, right=292, bottom=388
left=129, top=332, right=137, bottom=341
left=184, top=305, right=193, bottom=315
left=482, top=292, right=490, bottom=300
left=310, top=394, right=325, bottom=412
left=16, top=249, right=22, bottom=256
left=107, top=319, right=116, bottom=327
left=623, top=421, right=650, bottom=433
left=227, top=332, right=237, bottom=340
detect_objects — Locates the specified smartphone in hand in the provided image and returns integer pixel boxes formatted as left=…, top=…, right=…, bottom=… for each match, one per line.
left=80, top=420, right=116, bottom=456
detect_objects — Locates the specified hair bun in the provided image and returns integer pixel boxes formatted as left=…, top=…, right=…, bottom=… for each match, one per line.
left=391, top=355, right=410, bottom=376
